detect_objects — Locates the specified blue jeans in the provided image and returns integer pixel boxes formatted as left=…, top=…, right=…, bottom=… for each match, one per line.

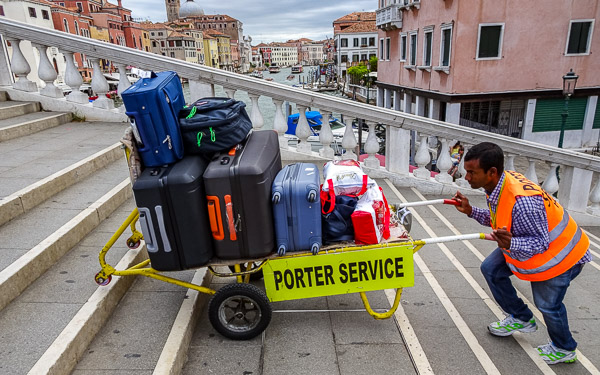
left=480, top=248, right=584, bottom=351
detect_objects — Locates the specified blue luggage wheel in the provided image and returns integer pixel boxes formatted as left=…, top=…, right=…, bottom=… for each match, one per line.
left=307, top=189, right=317, bottom=203
left=277, top=245, right=286, bottom=256
left=311, top=243, right=320, bottom=255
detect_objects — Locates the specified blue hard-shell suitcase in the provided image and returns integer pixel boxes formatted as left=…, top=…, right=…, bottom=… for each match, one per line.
left=121, top=71, right=185, bottom=167
left=272, top=163, right=322, bottom=255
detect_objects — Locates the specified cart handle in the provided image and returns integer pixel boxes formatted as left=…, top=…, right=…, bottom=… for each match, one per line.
left=413, top=233, right=490, bottom=246
left=396, top=198, right=460, bottom=208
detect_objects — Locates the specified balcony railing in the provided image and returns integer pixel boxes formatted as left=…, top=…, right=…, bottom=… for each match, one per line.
left=376, top=5, right=403, bottom=30
left=0, top=17, right=599, bottom=221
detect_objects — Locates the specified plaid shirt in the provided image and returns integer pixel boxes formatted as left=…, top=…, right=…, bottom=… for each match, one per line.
left=470, top=173, right=591, bottom=264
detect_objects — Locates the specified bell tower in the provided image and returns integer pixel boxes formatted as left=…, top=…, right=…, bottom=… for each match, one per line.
left=165, top=0, right=181, bottom=22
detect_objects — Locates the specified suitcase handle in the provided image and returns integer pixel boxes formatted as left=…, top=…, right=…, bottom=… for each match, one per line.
left=207, top=196, right=224, bottom=240
left=138, top=208, right=158, bottom=253
left=154, top=205, right=172, bottom=252
left=224, top=195, right=237, bottom=241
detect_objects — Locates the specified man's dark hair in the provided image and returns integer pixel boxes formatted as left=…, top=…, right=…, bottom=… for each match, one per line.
left=464, top=142, right=504, bottom=174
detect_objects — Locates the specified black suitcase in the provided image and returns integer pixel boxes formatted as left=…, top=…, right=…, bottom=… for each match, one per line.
left=203, top=130, right=282, bottom=259
left=132, top=155, right=213, bottom=271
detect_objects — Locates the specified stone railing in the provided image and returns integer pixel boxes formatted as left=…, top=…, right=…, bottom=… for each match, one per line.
left=1, top=17, right=599, bottom=222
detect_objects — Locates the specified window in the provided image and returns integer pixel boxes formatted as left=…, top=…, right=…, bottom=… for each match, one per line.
left=352, top=54, right=359, bottom=62
left=380, top=38, right=384, bottom=59
left=28, top=7, right=37, bottom=18
left=74, top=21, right=79, bottom=35
left=341, top=38, right=348, bottom=47
left=400, top=34, right=407, bottom=61
left=42, top=10, right=49, bottom=20
left=170, top=52, right=175, bottom=58
left=361, top=53, right=367, bottom=61
left=385, top=37, right=390, bottom=60
left=423, top=29, right=433, bottom=66
left=566, top=20, right=594, bottom=55
left=63, top=18, right=69, bottom=32
left=341, top=54, right=348, bottom=63
left=361, top=37, right=367, bottom=46
left=409, top=31, right=417, bottom=65
left=0, top=5, right=5, bottom=16
left=369, top=37, right=375, bottom=46
left=477, top=23, right=504, bottom=59
left=440, top=25, right=452, bottom=67
left=353, top=38, right=359, bottom=47
left=152, top=41, right=157, bottom=47
left=76, top=2, right=83, bottom=12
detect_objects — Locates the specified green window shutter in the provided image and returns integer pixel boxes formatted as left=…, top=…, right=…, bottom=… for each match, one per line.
left=594, top=99, right=600, bottom=129
left=532, top=97, right=587, bottom=132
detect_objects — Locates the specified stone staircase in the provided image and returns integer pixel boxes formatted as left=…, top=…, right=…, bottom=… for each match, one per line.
left=1, top=92, right=599, bottom=375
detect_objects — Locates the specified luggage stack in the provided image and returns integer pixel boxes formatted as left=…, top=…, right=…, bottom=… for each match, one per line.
left=121, top=71, right=282, bottom=271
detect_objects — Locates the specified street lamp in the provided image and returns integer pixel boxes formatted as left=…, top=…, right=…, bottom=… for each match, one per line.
left=558, top=69, right=579, bottom=148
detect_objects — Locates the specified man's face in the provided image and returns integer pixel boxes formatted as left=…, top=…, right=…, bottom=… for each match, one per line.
left=464, top=159, right=497, bottom=191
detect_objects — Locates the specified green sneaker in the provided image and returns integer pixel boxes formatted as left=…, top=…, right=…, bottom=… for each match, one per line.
left=537, top=341, right=577, bottom=364
left=488, top=315, right=537, bottom=336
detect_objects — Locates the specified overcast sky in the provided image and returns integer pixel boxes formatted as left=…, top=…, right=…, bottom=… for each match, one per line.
left=124, top=0, right=376, bottom=42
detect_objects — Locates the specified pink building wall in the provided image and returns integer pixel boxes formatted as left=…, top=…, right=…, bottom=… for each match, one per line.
left=378, top=0, right=599, bottom=95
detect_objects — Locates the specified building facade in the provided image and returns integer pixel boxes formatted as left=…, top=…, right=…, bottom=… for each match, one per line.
left=375, top=0, right=600, bottom=148
left=333, top=12, right=378, bottom=80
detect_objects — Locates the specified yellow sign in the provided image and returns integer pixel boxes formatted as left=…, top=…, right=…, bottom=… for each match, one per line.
left=263, top=245, right=415, bottom=302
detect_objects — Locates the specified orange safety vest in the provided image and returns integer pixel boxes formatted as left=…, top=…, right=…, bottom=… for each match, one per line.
left=493, top=171, right=589, bottom=282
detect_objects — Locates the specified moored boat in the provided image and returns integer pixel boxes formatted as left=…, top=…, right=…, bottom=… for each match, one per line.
left=291, top=65, right=303, bottom=74
left=249, top=70, right=263, bottom=79
left=268, top=65, right=281, bottom=73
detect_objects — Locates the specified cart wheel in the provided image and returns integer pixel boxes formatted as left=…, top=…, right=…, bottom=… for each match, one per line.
left=228, top=263, right=263, bottom=281
left=208, top=283, right=271, bottom=340
left=126, top=239, right=141, bottom=249
left=311, top=243, right=320, bottom=255
left=95, top=273, right=112, bottom=286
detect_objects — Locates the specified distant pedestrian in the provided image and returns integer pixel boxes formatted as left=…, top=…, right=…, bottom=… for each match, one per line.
left=452, top=142, right=591, bottom=365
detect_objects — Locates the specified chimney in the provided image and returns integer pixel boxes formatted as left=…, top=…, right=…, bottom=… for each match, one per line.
left=118, top=0, right=122, bottom=7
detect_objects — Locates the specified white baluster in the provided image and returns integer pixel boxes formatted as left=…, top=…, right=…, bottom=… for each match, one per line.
left=434, top=138, right=453, bottom=183
left=541, top=163, right=560, bottom=198
left=525, top=158, right=539, bottom=184
left=90, top=58, right=114, bottom=109
left=62, top=50, right=88, bottom=104
left=505, top=153, right=516, bottom=172
left=455, top=144, right=471, bottom=188
left=115, top=63, right=131, bottom=112
left=32, top=43, right=62, bottom=98
left=248, top=93, right=264, bottom=129
left=272, top=99, right=288, bottom=149
left=341, top=117, right=358, bottom=160
left=7, top=38, right=37, bottom=92
left=224, top=88, right=236, bottom=99
left=295, top=104, right=312, bottom=154
left=318, top=110, right=335, bottom=159
left=413, top=134, right=432, bottom=179
left=115, top=63, right=131, bottom=96
left=363, top=121, right=380, bottom=168
left=587, top=173, right=600, bottom=215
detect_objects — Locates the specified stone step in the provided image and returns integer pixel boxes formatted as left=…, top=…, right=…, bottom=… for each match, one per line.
left=0, top=91, right=8, bottom=101
left=0, top=100, right=41, bottom=121
left=0, top=170, right=131, bottom=311
left=0, top=142, right=122, bottom=226
left=0, top=111, right=72, bottom=142
left=0, top=197, right=140, bottom=374
left=0, top=120, right=128, bottom=198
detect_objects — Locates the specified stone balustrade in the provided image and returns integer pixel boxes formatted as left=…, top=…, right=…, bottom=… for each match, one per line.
left=1, top=17, right=599, bottom=221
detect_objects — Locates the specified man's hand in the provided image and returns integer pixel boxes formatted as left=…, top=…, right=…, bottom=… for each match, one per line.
left=452, top=191, right=472, bottom=216
left=491, top=226, right=512, bottom=249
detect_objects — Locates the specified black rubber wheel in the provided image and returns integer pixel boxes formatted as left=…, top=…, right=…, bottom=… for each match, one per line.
left=228, top=263, right=263, bottom=281
left=208, top=283, right=272, bottom=340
